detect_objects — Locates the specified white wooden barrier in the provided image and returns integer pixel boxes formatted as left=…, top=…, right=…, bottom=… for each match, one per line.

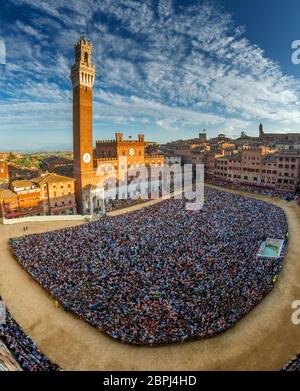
left=1, top=214, right=91, bottom=225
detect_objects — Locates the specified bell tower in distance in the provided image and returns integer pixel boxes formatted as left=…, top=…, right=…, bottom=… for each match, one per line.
left=71, top=36, right=96, bottom=213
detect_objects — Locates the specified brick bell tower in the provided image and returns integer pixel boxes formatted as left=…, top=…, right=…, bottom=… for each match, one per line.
left=71, top=36, right=96, bottom=213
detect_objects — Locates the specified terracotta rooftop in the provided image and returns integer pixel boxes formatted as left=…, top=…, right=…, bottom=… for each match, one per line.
left=11, top=180, right=35, bottom=189
left=43, top=156, right=72, bottom=165
left=262, top=154, right=277, bottom=164
left=31, top=173, right=74, bottom=184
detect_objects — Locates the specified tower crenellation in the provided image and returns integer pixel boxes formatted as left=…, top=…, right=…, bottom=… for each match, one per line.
left=71, top=36, right=96, bottom=89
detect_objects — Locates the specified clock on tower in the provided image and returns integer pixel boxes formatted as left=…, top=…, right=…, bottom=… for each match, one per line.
left=83, top=153, right=91, bottom=164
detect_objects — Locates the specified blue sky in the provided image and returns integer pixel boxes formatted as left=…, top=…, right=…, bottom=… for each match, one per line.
left=1, top=0, right=300, bottom=151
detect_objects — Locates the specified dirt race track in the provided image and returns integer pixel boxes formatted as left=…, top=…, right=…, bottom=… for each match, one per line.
left=0, top=185, right=300, bottom=371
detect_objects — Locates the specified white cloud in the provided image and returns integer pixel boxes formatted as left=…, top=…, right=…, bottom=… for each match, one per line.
left=2, top=0, right=300, bottom=141
left=15, top=21, right=46, bottom=40
left=0, top=39, right=6, bottom=64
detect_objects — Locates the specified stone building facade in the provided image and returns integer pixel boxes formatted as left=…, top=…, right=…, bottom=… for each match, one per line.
left=0, top=174, right=76, bottom=219
left=31, top=173, right=76, bottom=215
left=207, top=146, right=300, bottom=192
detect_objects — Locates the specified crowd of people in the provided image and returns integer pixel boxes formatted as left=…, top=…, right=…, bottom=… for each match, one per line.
left=282, top=355, right=300, bottom=371
left=0, top=298, right=59, bottom=371
left=205, top=176, right=295, bottom=200
left=10, top=188, right=287, bottom=345
left=105, top=198, right=146, bottom=213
